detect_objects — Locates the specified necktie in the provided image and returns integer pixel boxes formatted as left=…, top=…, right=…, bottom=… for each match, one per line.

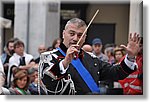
left=19, top=57, right=26, bottom=66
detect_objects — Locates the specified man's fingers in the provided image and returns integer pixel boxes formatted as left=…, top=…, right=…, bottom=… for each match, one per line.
left=128, top=33, right=140, bottom=43
left=133, top=32, right=137, bottom=42
left=68, top=49, right=78, bottom=56
left=68, top=50, right=75, bottom=55
left=71, top=45, right=80, bottom=50
left=138, top=37, right=142, bottom=45
left=120, top=45, right=127, bottom=51
left=135, top=34, right=140, bottom=43
left=128, top=33, right=132, bottom=42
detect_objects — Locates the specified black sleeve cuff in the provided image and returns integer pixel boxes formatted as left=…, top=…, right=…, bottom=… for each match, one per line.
left=120, top=59, right=136, bottom=74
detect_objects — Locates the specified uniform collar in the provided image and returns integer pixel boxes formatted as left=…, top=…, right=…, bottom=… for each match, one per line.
left=59, top=43, right=68, bottom=53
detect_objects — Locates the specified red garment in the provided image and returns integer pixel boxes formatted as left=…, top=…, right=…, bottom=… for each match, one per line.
left=119, top=54, right=143, bottom=95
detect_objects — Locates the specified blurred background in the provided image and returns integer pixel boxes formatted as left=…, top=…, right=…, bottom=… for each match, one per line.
left=0, top=0, right=142, bottom=58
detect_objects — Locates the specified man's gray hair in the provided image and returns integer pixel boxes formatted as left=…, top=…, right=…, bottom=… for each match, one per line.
left=65, top=18, right=87, bottom=30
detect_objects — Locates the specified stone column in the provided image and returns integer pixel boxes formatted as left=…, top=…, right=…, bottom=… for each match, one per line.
left=129, top=0, right=143, bottom=36
left=14, top=0, right=60, bottom=58
left=45, top=1, right=60, bottom=48
left=0, top=0, right=2, bottom=54
left=14, top=0, right=29, bottom=51
left=27, top=1, right=47, bottom=58
left=28, top=0, right=60, bottom=58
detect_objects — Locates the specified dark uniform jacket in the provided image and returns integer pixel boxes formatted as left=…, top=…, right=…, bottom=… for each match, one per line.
left=39, top=43, right=135, bottom=95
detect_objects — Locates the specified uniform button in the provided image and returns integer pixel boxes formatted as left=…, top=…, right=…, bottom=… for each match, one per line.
left=98, top=81, right=100, bottom=84
left=94, top=63, right=97, bottom=67
left=55, top=76, right=57, bottom=79
left=97, top=71, right=100, bottom=74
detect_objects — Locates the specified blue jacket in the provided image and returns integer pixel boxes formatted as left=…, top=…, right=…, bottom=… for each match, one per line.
left=0, top=53, right=7, bottom=64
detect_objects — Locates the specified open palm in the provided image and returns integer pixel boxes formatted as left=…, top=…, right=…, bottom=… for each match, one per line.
left=121, top=33, right=141, bottom=58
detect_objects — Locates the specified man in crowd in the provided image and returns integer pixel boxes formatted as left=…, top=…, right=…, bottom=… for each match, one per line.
left=82, top=44, right=93, bottom=52
left=1, top=38, right=16, bottom=87
left=119, top=37, right=143, bottom=95
left=35, top=44, right=46, bottom=64
left=92, top=38, right=109, bottom=62
left=7, top=40, right=35, bottom=87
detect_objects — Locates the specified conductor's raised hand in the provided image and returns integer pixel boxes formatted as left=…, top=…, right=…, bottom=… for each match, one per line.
left=120, top=33, right=141, bottom=59
left=62, top=45, right=79, bottom=69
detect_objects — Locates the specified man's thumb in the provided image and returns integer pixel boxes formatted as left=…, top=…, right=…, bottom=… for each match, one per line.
left=120, top=45, right=127, bottom=51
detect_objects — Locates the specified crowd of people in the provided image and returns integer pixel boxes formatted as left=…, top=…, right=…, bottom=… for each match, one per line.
left=0, top=18, right=143, bottom=95
left=0, top=37, right=61, bottom=95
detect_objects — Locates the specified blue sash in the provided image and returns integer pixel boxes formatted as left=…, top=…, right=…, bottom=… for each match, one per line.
left=57, top=48, right=100, bottom=93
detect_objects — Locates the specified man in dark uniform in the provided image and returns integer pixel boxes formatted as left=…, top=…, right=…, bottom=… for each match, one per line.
left=39, top=18, right=141, bottom=95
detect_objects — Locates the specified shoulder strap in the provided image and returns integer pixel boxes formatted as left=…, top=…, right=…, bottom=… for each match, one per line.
left=14, top=87, right=27, bottom=95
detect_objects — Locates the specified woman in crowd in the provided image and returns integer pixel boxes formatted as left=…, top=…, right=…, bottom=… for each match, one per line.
left=9, top=69, right=31, bottom=95
left=114, top=47, right=126, bottom=64
left=52, top=38, right=62, bottom=49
